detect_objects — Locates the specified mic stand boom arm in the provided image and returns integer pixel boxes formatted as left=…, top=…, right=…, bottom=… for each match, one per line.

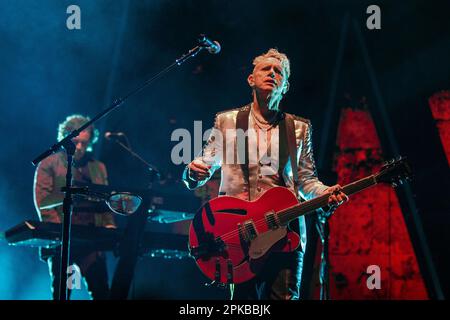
left=31, top=40, right=211, bottom=301
left=111, top=137, right=161, bottom=180
left=32, top=44, right=205, bottom=166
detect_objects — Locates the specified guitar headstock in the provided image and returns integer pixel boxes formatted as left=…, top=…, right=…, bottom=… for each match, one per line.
left=375, top=157, right=412, bottom=187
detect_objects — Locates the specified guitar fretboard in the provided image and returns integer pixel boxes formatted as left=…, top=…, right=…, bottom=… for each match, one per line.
left=277, top=175, right=377, bottom=225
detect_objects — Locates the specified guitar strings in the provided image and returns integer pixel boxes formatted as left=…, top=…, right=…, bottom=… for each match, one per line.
left=215, top=194, right=329, bottom=242
left=214, top=176, right=375, bottom=242
left=215, top=201, right=307, bottom=241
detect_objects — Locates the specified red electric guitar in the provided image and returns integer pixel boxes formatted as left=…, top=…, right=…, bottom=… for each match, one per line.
left=188, top=158, right=411, bottom=285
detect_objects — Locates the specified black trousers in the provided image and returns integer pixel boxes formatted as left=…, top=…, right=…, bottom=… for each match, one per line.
left=47, top=251, right=110, bottom=300
left=232, top=251, right=303, bottom=300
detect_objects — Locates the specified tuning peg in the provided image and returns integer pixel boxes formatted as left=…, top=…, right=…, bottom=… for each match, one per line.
left=391, top=182, right=398, bottom=188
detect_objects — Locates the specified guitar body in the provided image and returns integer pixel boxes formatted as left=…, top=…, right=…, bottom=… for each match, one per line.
left=188, top=157, right=411, bottom=285
left=188, top=186, right=300, bottom=285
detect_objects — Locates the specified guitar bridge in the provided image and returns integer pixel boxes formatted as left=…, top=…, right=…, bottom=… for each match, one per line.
left=189, top=237, right=226, bottom=260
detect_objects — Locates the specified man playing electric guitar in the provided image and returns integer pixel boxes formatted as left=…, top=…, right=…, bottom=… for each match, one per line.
left=183, top=49, right=347, bottom=300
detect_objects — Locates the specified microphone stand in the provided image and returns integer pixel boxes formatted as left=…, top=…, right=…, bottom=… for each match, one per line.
left=108, top=135, right=161, bottom=181
left=316, top=207, right=335, bottom=300
left=32, top=39, right=213, bottom=301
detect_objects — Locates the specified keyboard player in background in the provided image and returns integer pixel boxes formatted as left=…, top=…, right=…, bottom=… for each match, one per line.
left=33, top=114, right=116, bottom=300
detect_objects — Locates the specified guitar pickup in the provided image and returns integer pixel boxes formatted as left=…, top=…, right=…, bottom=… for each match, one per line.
left=238, top=221, right=257, bottom=242
left=265, top=211, right=280, bottom=230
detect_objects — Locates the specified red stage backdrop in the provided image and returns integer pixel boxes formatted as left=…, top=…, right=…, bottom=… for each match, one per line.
left=311, top=107, right=428, bottom=299
left=428, top=90, right=450, bottom=166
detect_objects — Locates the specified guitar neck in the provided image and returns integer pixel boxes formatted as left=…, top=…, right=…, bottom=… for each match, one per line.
left=278, top=174, right=378, bottom=225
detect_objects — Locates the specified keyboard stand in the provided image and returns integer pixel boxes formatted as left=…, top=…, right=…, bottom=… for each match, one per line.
left=109, top=192, right=151, bottom=299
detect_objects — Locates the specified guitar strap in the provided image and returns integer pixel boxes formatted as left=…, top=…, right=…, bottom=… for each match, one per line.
left=279, top=113, right=301, bottom=236
left=236, top=105, right=251, bottom=188
left=236, top=105, right=299, bottom=198
left=284, top=113, right=300, bottom=197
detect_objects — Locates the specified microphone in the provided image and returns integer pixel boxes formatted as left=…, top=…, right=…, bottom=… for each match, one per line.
left=104, top=131, right=125, bottom=140
left=198, top=34, right=221, bottom=54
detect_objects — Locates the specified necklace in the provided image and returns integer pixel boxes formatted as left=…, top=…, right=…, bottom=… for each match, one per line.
left=250, top=104, right=278, bottom=130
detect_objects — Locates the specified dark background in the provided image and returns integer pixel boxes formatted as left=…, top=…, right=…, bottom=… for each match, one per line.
left=0, top=0, right=448, bottom=299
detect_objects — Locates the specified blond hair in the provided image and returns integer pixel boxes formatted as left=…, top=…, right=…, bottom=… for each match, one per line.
left=252, top=48, right=290, bottom=78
